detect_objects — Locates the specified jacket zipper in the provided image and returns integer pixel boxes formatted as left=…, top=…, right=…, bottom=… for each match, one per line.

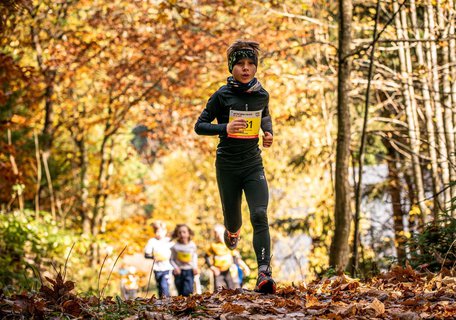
left=245, top=104, right=248, bottom=111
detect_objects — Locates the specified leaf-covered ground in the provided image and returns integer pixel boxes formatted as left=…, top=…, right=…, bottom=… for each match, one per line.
left=1, top=265, right=455, bottom=319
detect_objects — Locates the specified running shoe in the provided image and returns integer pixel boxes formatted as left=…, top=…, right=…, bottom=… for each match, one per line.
left=254, top=270, right=276, bottom=294
left=224, top=229, right=240, bottom=250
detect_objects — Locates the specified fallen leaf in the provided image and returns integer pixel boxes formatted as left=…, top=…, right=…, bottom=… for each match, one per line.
left=390, top=311, right=421, bottom=320
left=221, top=302, right=246, bottom=313
left=339, top=304, right=357, bottom=316
left=363, top=298, right=385, bottom=316
left=305, top=294, right=320, bottom=308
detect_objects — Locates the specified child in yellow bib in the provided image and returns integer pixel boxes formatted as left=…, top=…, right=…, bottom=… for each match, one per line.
left=205, top=224, right=237, bottom=291
left=170, top=224, right=199, bottom=296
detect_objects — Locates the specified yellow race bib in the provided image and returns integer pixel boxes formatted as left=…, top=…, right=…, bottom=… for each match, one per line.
left=176, top=251, right=192, bottom=263
left=214, top=255, right=232, bottom=272
left=228, top=110, right=262, bottom=139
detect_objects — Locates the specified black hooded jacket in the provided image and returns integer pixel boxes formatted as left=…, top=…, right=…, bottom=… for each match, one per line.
left=194, top=84, right=273, bottom=169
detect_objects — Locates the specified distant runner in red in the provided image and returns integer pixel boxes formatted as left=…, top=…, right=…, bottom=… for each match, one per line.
left=195, top=40, right=276, bottom=294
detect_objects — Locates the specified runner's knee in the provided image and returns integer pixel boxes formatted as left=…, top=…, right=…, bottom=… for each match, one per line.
left=250, top=206, right=268, bottom=230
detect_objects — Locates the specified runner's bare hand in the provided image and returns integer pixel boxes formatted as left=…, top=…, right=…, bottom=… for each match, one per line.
left=227, top=118, right=247, bottom=134
left=263, top=131, right=273, bottom=148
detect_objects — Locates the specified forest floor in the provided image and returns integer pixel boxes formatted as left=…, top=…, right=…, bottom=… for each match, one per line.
left=1, top=265, right=455, bottom=319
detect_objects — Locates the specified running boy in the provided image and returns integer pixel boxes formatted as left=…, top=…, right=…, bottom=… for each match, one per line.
left=144, top=220, right=174, bottom=298
left=194, top=40, right=276, bottom=294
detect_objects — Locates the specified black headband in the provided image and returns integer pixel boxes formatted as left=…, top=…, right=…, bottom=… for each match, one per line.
left=228, top=49, right=258, bottom=73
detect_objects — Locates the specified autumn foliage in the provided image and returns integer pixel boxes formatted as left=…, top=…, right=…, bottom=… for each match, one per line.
left=1, top=265, right=456, bottom=319
left=2, top=0, right=456, bottom=317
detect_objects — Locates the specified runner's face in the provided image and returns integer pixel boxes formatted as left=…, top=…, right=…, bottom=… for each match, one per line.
left=177, top=227, right=190, bottom=243
left=155, top=228, right=166, bottom=239
left=232, top=58, right=257, bottom=84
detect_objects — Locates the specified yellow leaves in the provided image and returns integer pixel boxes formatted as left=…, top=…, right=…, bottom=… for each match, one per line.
left=10, top=114, right=26, bottom=124
left=409, top=204, right=421, bottom=216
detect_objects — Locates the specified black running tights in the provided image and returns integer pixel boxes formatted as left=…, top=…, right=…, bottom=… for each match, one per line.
left=216, top=166, right=271, bottom=267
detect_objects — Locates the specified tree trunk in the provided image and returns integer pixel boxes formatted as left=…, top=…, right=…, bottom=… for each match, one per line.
left=76, top=137, right=91, bottom=235
left=31, top=23, right=57, bottom=217
left=437, top=0, right=456, bottom=211
left=426, top=0, right=451, bottom=211
left=450, top=0, right=456, bottom=215
left=450, top=0, right=456, bottom=165
left=384, top=139, right=407, bottom=263
left=404, top=168, right=417, bottom=233
left=34, top=130, right=41, bottom=216
left=351, top=0, right=381, bottom=276
left=90, top=135, right=109, bottom=265
left=329, top=0, right=353, bottom=273
left=7, top=128, right=22, bottom=211
left=410, top=0, right=442, bottom=218
left=394, top=0, right=427, bottom=224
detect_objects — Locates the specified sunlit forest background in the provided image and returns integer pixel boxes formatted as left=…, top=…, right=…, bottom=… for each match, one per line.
left=1, top=0, right=456, bottom=297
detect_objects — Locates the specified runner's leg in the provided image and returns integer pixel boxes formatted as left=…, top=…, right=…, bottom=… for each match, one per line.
left=243, top=168, right=270, bottom=267
left=216, top=167, right=243, bottom=233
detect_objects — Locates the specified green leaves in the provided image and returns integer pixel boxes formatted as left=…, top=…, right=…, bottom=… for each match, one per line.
left=0, top=210, right=73, bottom=291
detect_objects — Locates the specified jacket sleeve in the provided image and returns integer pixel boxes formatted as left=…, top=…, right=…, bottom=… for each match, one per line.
left=144, top=238, right=154, bottom=259
left=194, top=92, right=228, bottom=135
left=261, top=102, right=273, bottom=135
left=170, top=246, right=179, bottom=269
left=192, top=242, right=199, bottom=269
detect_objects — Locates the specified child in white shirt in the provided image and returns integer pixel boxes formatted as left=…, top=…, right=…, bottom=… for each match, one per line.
left=144, top=220, right=174, bottom=298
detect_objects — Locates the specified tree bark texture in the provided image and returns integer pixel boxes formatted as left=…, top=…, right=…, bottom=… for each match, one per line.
left=385, top=139, right=407, bottom=263
left=352, top=0, right=381, bottom=276
left=450, top=0, right=456, bottom=216
left=34, top=130, right=42, bottom=216
left=329, top=0, right=353, bottom=272
left=76, top=137, right=91, bottom=235
left=410, top=0, right=442, bottom=218
left=394, top=1, right=427, bottom=224
left=436, top=0, right=456, bottom=209
left=425, top=1, right=451, bottom=210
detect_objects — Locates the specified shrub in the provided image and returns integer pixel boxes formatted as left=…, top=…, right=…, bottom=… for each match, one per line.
left=407, top=215, right=456, bottom=272
left=0, top=210, right=73, bottom=292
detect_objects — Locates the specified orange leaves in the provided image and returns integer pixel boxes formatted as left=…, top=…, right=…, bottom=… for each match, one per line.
left=221, top=301, right=246, bottom=313
left=329, top=274, right=361, bottom=292
left=365, top=298, right=386, bottom=317
left=1, top=267, right=456, bottom=319
left=382, top=263, right=423, bottom=283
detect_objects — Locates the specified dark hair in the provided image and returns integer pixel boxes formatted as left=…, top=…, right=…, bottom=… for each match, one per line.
left=226, top=40, right=260, bottom=59
left=227, top=40, right=260, bottom=73
left=171, top=224, right=194, bottom=240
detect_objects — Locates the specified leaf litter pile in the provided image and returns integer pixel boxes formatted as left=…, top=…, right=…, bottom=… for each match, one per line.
left=1, top=265, right=455, bottom=319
